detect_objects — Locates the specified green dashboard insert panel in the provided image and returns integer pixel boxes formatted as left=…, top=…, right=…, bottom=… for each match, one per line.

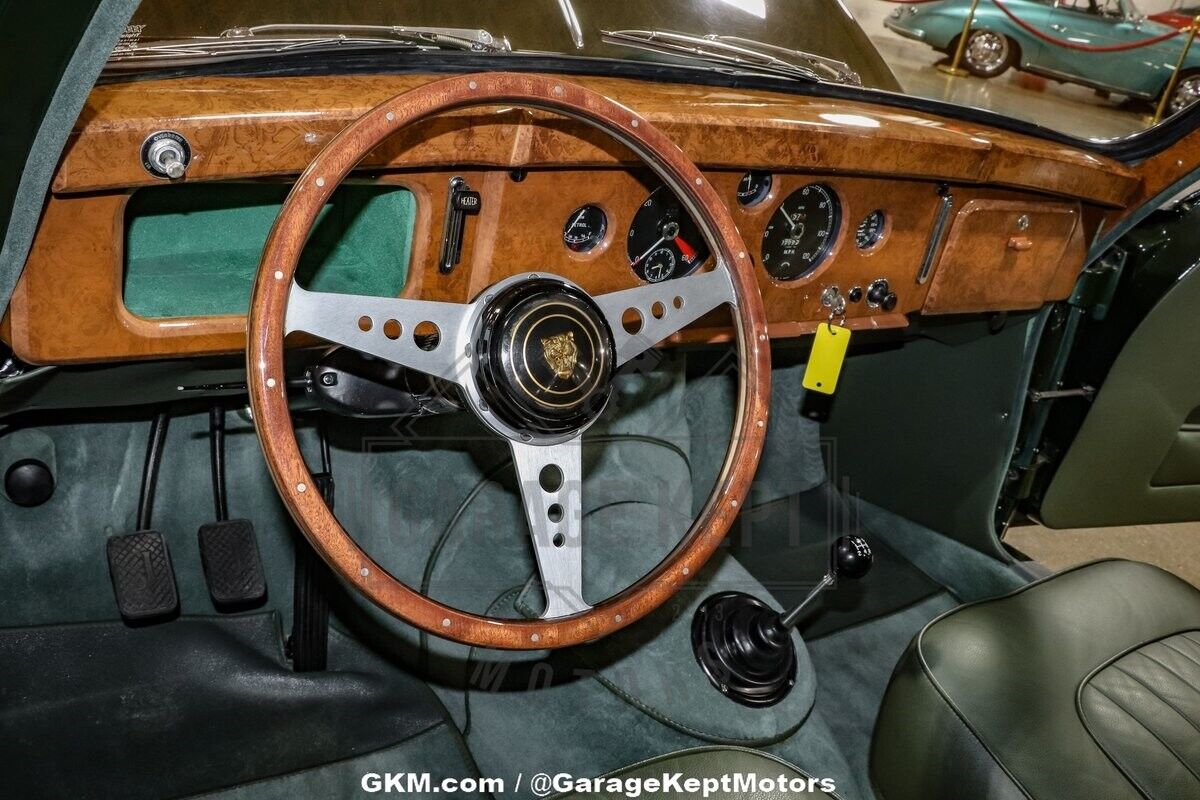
left=123, top=183, right=416, bottom=318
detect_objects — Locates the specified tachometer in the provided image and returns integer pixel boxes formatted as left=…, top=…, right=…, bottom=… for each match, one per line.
left=627, top=187, right=709, bottom=283
left=760, top=183, right=841, bottom=282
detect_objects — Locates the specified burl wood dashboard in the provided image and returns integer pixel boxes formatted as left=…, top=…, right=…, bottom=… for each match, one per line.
left=1, top=73, right=1145, bottom=365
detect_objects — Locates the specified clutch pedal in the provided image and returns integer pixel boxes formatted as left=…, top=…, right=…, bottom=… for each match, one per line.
left=198, top=407, right=266, bottom=609
left=107, top=411, right=179, bottom=622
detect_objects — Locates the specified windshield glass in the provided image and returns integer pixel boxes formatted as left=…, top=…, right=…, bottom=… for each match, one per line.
left=117, top=0, right=1200, bottom=142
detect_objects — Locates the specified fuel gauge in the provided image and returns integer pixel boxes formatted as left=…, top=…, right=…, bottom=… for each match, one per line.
left=563, top=204, right=608, bottom=253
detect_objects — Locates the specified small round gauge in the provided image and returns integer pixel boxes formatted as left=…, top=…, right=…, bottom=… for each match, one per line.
left=736, top=171, right=773, bottom=208
left=563, top=204, right=608, bottom=253
left=642, top=248, right=678, bottom=283
left=627, top=187, right=710, bottom=283
left=760, top=183, right=842, bottom=282
left=855, top=209, right=887, bottom=251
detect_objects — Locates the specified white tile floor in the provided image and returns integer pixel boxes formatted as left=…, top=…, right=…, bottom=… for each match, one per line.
left=845, top=0, right=1152, bottom=140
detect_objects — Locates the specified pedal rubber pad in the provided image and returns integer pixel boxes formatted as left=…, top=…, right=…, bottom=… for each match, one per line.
left=198, top=519, right=267, bottom=608
left=107, top=530, right=180, bottom=621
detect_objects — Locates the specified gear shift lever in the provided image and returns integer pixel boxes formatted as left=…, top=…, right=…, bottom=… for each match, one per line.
left=691, top=535, right=873, bottom=707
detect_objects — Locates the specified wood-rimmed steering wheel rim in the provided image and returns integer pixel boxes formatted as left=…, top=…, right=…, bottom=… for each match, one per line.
left=247, top=72, right=769, bottom=650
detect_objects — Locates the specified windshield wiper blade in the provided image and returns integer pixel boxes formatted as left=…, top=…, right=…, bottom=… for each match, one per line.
left=600, top=29, right=860, bottom=87
left=106, top=24, right=510, bottom=69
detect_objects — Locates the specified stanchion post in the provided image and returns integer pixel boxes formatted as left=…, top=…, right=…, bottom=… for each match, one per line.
left=938, top=0, right=983, bottom=77
left=1149, top=15, right=1199, bottom=126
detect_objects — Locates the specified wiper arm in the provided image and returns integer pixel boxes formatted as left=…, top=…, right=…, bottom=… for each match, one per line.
left=600, top=29, right=861, bottom=87
left=107, top=24, right=511, bottom=69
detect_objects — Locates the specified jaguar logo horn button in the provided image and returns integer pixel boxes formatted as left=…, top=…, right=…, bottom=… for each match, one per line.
left=541, top=331, right=579, bottom=380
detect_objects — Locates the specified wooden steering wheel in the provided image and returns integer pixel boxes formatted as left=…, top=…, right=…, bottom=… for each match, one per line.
left=247, top=73, right=769, bottom=650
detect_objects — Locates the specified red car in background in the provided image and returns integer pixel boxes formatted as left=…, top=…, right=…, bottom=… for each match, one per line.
left=1150, top=3, right=1200, bottom=28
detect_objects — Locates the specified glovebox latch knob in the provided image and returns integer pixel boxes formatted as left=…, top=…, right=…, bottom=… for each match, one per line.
left=141, top=130, right=191, bottom=180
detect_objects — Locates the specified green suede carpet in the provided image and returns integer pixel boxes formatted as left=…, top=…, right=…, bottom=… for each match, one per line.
left=729, top=483, right=943, bottom=640
left=0, top=351, right=1027, bottom=800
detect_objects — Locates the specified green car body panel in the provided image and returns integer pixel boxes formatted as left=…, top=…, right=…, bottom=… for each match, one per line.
left=125, top=0, right=901, bottom=91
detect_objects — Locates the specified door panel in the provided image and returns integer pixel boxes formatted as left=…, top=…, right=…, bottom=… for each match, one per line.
left=1040, top=260, right=1200, bottom=527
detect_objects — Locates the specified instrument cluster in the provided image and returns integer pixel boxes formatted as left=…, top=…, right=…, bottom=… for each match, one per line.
left=558, top=171, right=891, bottom=286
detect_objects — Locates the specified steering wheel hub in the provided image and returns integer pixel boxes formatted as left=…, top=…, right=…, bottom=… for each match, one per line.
left=475, top=279, right=614, bottom=436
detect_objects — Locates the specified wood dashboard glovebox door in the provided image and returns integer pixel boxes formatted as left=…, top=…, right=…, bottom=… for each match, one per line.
left=922, top=199, right=1082, bottom=315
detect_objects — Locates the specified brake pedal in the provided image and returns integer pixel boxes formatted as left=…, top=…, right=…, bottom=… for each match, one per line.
left=107, top=411, right=179, bottom=622
left=198, top=407, right=266, bottom=609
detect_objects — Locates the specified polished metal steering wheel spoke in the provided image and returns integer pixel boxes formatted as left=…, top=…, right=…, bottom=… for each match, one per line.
left=592, top=266, right=736, bottom=366
left=284, top=284, right=473, bottom=385
left=510, top=436, right=588, bottom=619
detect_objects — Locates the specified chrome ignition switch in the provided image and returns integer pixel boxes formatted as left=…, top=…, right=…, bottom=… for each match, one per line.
left=819, top=285, right=846, bottom=317
left=141, top=130, right=191, bottom=180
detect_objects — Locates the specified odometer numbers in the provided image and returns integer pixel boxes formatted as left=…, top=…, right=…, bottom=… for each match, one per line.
left=760, top=184, right=842, bottom=282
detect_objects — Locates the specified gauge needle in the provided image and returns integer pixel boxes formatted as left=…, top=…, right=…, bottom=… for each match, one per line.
left=784, top=206, right=802, bottom=237
left=631, top=235, right=667, bottom=266
left=675, top=237, right=697, bottom=262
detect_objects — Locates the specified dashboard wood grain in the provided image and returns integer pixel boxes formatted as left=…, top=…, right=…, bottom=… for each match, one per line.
left=53, top=74, right=1137, bottom=207
left=1, top=72, right=1126, bottom=364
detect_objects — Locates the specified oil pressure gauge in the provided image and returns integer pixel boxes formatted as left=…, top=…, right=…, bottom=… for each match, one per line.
left=563, top=205, right=608, bottom=253
left=736, top=171, right=773, bottom=208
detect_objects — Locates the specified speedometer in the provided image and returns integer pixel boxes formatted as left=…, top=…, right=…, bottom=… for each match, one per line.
left=627, top=187, right=709, bottom=283
left=760, top=184, right=841, bottom=282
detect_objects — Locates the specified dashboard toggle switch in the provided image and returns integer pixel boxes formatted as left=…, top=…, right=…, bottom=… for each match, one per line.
left=439, top=177, right=482, bottom=274
left=141, top=130, right=191, bottom=180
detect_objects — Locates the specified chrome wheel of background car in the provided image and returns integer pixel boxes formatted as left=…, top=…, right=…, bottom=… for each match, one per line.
left=963, top=30, right=1012, bottom=78
left=1169, top=75, right=1200, bottom=115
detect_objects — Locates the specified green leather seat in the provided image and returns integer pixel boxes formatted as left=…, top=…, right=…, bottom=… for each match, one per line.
left=559, top=747, right=839, bottom=799
left=871, top=560, right=1200, bottom=800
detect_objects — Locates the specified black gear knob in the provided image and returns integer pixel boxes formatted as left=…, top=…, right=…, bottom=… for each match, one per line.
left=833, top=535, right=873, bottom=580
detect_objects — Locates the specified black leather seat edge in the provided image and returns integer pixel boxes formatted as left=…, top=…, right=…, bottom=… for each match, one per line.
left=870, top=559, right=1200, bottom=800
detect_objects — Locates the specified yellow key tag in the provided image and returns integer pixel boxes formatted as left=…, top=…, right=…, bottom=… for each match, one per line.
left=803, top=323, right=851, bottom=395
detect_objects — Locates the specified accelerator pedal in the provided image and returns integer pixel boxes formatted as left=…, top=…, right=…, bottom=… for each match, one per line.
left=288, top=419, right=334, bottom=672
left=198, top=407, right=266, bottom=609
left=107, top=411, right=179, bottom=622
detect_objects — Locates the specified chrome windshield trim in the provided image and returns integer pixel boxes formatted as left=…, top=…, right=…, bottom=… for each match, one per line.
left=107, top=24, right=511, bottom=66
left=600, top=29, right=861, bottom=87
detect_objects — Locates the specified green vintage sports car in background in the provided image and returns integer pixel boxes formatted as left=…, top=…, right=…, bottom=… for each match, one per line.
left=887, top=0, right=1200, bottom=113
